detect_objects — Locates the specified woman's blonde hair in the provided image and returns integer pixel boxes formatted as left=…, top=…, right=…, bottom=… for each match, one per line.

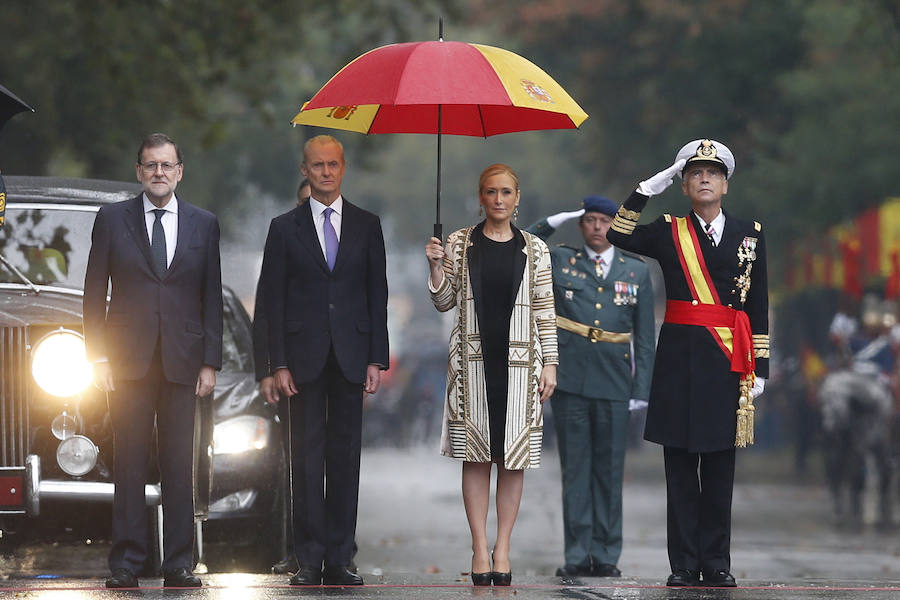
left=478, top=163, right=519, bottom=194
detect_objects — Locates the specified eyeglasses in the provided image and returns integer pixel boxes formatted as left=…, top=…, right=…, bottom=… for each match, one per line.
left=139, top=161, right=181, bottom=174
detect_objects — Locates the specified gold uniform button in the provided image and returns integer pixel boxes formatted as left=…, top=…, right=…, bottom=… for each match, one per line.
left=595, top=303, right=602, bottom=309
left=691, top=300, right=699, bottom=306
left=594, top=320, right=601, bottom=326
left=624, top=353, right=629, bottom=359
left=597, top=286, right=603, bottom=293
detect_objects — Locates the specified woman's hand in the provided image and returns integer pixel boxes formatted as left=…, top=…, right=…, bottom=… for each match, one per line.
left=538, top=364, right=557, bottom=403
left=425, top=236, right=445, bottom=288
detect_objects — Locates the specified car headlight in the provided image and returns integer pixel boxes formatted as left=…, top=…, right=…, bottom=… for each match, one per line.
left=31, top=329, right=93, bottom=398
left=213, top=415, right=270, bottom=455
left=57, top=434, right=98, bottom=476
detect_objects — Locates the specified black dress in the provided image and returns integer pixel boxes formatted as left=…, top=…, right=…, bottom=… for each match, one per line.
left=478, top=230, right=519, bottom=461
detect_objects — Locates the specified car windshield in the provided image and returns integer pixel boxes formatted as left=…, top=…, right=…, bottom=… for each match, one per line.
left=0, top=204, right=97, bottom=288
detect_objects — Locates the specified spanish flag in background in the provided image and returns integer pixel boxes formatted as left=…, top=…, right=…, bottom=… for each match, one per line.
left=0, top=172, right=6, bottom=228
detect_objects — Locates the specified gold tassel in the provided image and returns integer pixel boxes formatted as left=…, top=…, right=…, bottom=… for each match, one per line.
left=735, top=374, right=756, bottom=448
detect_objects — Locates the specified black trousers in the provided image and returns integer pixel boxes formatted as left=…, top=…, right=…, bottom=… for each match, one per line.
left=663, top=446, right=736, bottom=574
left=108, top=346, right=196, bottom=573
left=289, top=348, right=363, bottom=567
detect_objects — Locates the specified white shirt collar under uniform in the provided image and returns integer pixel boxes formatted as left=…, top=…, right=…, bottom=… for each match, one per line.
left=584, top=245, right=615, bottom=278
left=693, top=209, right=725, bottom=246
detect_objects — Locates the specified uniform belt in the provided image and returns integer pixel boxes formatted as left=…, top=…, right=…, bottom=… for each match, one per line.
left=556, top=316, right=632, bottom=344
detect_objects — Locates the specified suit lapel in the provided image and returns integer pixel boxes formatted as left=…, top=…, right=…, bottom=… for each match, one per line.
left=293, top=203, right=330, bottom=275
left=606, top=248, right=626, bottom=282
left=166, top=200, right=196, bottom=277
left=509, top=226, right=527, bottom=309
left=332, top=200, right=358, bottom=275
left=123, top=195, right=155, bottom=273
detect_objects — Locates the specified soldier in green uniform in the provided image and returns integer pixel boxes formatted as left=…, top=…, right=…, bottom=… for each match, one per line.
left=525, top=196, right=656, bottom=578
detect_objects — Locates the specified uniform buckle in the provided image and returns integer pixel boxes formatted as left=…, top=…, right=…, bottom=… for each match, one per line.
left=589, top=328, right=603, bottom=343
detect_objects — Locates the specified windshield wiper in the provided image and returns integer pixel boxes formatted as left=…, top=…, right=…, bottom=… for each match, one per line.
left=0, top=253, right=40, bottom=294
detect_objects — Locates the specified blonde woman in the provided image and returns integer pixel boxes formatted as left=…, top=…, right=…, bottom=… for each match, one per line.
left=425, top=164, right=558, bottom=586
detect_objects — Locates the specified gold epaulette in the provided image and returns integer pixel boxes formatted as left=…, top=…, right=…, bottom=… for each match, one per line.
left=611, top=205, right=640, bottom=235
left=752, top=333, right=769, bottom=358
left=754, top=221, right=762, bottom=232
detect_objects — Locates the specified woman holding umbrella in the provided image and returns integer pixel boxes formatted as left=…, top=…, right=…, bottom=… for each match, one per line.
left=425, top=164, right=558, bottom=586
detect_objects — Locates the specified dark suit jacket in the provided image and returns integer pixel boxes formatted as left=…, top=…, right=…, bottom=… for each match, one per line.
left=251, top=280, right=271, bottom=381
left=261, top=199, right=389, bottom=385
left=608, top=191, right=768, bottom=452
left=83, top=194, right=224, bottom=386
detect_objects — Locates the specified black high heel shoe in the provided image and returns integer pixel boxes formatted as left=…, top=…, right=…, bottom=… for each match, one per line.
left=491, top=551, right=511, bottom=586
left=471, top=571, right=492, bottom=586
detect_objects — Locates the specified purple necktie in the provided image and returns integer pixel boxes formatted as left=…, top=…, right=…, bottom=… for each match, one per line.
left=323, top=207, right=338, bottom=270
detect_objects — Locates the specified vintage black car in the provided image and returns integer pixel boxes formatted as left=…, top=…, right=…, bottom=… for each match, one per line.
left=0, top=176, right=287, bottom=570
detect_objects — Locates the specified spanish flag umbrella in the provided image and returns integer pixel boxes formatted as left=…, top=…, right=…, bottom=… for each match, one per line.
left=291, top=28, right=588, bottom=238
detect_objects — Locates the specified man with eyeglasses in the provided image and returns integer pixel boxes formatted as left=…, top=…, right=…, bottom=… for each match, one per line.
left=606, top=139, right=769, bottom=588
left=84, top=133, right=223, bottom=589
left=525, top=196, right=655, bottom=580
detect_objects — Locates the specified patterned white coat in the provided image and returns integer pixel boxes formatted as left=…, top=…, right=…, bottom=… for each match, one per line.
left=429, top=225, right=558, bottom=469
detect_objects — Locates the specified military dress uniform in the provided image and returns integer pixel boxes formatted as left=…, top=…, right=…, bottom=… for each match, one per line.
left=607, top=181, right=769, bottom=581
left=526, top=209, right=655, bottom=573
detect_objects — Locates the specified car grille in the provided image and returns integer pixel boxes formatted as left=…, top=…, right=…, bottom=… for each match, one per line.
left=0, top=326, right=29, bottom=466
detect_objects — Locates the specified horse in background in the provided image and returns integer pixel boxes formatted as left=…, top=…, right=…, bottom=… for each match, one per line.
left=818, top=363, right=893, bottom=530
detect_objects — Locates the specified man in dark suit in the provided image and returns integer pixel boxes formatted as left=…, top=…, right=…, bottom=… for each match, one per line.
left=260, top=135, right=389, bottom=586
left=607, top=139, right=768, bottom=588
left=83, top=133, right=223, bottom=589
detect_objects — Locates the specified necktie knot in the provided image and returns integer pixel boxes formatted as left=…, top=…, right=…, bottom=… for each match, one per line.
left=704, top=223, right=717, bottom=246
left=153, top=208, right=166, bottom=221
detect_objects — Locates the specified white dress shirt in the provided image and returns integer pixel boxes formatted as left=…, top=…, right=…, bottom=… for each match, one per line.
left=584, top=245, right=616, bottom=279
left=143, top=193, right=178, bottom=267
left=694, top=209, right=725, bottom=246
left=309, top=195, right=343, bottom=261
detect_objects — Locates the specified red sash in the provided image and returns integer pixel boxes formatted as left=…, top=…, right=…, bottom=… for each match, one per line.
left=664, top=217, right=755, bottom=375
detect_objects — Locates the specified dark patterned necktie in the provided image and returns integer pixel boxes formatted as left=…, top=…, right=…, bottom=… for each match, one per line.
left=151, top=209, right=168, bottom=278
left=704, top=223, right=717, bottom=247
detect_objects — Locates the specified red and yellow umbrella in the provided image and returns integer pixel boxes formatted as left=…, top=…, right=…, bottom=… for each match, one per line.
left=291, top=37, right=588, bottom=236
left=292, top=41, right=587, bottom=135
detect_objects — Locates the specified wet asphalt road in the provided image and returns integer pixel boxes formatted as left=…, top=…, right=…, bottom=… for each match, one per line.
left=4, top=444, right=900, bottom=598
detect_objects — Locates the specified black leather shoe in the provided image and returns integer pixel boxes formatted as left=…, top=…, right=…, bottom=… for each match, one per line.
left=163, top=568, right=202, bottom=588
left=555, top=564, right=591, bottom=577
left=666, top=569, right=701, bottom=587
left=289, top=565, right=323, bottom=586
left=592, top=563, right=622, bottom=577
left=491, top=571, right=511, bottom=586
left=272, top=556, right=300, bottom=574
left=323, top=565, right=363, bottom=586
left=105, top=568, right=138, bottom=588
left=703, top=569, right=737, bottom=587
left=471, top=571, right=492, bottom=586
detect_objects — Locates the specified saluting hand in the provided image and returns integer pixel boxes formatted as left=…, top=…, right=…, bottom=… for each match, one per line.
left=636, top=158, right=687, bottom=197
left=425, top=236, right=445, bottom=288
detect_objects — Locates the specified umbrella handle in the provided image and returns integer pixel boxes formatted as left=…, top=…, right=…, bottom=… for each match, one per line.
left=433, top=223, right=442, bottom=241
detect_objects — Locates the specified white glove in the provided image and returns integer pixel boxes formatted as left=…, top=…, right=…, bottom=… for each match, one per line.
left=636, top=158, right=687, bottom=197
left=546, top=208, right=585, bottom=229
left=751, top=377, right=765, bottom=399
left=628, top=399, right=648, bottom=411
